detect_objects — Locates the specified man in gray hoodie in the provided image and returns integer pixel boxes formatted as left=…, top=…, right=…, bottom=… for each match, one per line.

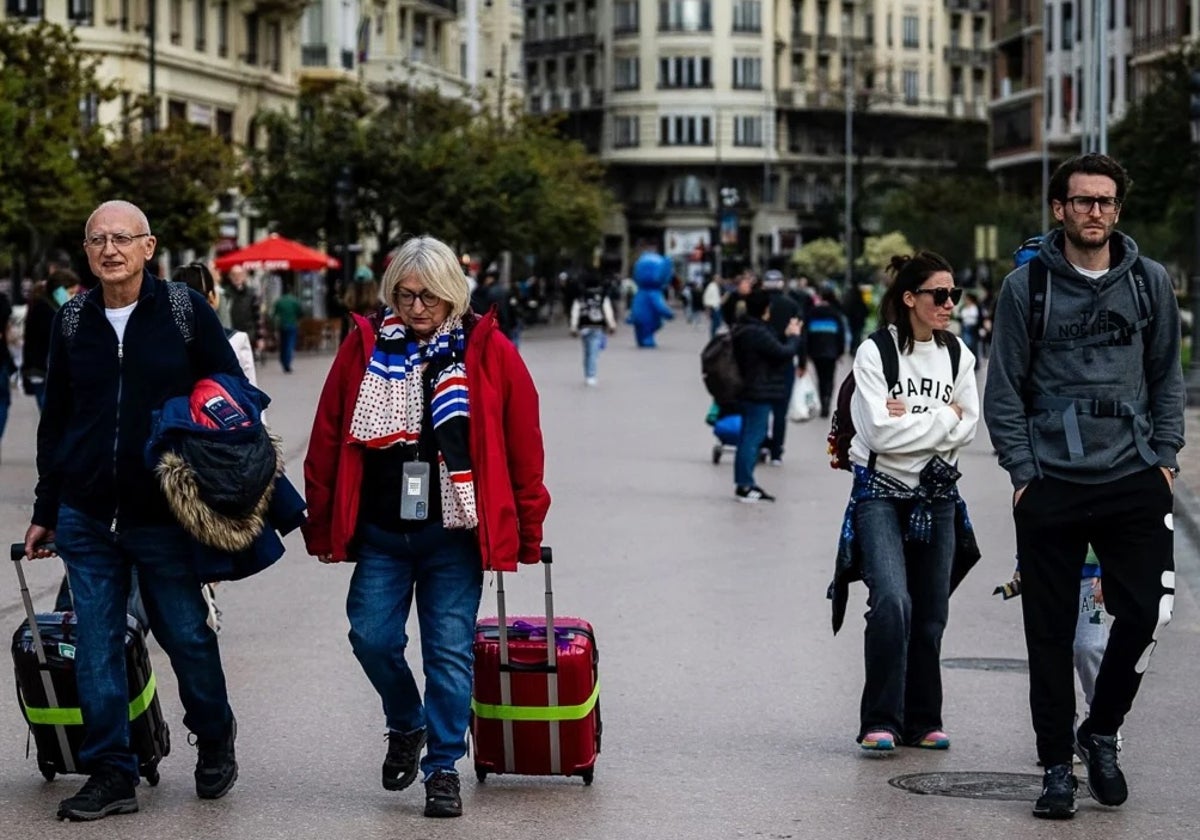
left=984, top=153, right=1184, bottom=820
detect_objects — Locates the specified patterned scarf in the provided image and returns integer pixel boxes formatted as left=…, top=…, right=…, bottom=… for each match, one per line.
left=348, top=309, right=477, bottom=529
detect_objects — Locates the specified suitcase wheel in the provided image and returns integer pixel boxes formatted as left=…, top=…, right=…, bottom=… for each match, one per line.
left=580, top=768, right=594, bottom=786
left=711, top=444, right=722, bottom=464
left=474, top=764, right=488, bottom=783
left=38, top=760, right=56, bottom=782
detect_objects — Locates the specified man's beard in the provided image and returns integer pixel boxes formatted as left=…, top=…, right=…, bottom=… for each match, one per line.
left=1063, top=222, right=1112, bottom=254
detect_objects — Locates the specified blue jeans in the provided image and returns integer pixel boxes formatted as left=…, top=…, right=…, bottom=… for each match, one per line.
left=349, top=523, right=483, bottom=776
left=55, top=505, right=233, bottom=781
left=708, top=309, right=723, bottom=339
left=580, top=328, right=605, bottom=379
left=734, top=400, right=772, bottom=488
left=278, top=325, right=298, bottom=372
left=854, top=496, right=954, bottom=743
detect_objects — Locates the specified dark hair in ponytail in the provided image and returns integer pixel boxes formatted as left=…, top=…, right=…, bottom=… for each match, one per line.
left=876, top=251, right=955, bottom=354
left=171, top=263, right=215, bottom=298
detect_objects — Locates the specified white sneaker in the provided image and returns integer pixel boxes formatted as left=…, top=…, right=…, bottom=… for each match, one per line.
left=585, top=377, right=598, bottom=387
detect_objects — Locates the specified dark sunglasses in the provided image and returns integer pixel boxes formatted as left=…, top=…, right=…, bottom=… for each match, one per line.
left=913, top=287, right=963, bottom=307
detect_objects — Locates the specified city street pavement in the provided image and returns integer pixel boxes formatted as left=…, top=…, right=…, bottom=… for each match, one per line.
left=0, top=316, right=1198, bottom=840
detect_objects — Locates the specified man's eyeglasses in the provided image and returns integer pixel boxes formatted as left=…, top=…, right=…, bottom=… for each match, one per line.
left=1064, top=196, right=1121, bottom=215
left=395, top=289, right=442, bottom=308
left=913, top=287, right=963, bottom=307
left=83, top=232, right=151, bottom=250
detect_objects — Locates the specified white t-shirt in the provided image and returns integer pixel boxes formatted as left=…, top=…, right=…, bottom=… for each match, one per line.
left=1070, top=262, right=1108, bottom=280
left=849, top=325, right=980, bottom=488
left=105, top=301, right=138, bottom=343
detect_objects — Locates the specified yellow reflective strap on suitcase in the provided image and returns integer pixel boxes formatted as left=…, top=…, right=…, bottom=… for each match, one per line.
left=22, top=672, right=158, bottom=726
left=471, top=679, right=599, bottom=722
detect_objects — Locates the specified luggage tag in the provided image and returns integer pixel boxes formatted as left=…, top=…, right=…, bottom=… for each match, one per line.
left=400, top=461, right=430, bottom=521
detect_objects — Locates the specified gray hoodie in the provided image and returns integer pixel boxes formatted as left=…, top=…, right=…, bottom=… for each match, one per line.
left=983, top=229, right=1184, bottom=488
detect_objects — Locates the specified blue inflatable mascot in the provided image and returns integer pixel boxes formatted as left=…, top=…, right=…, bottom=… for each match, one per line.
left=628, top=251, right=675, bottom=347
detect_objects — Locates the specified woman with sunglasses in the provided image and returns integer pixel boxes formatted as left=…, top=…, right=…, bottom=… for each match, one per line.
left=841, top=251, right=979, bottom=753
left=302, top=235, right=550, bottom=819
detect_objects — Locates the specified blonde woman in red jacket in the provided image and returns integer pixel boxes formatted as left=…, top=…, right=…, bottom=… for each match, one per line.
left=302, top=235, right=550, bottom=819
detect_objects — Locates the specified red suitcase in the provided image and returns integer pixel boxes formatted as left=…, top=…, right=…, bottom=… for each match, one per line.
left=470, top=548, right=600, bottom=784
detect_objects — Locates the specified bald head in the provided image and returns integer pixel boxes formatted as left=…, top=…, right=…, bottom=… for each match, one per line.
left=85, top=200, right=151, bottom=238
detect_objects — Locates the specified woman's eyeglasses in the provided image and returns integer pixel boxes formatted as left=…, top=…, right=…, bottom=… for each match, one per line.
left=913, top=287, right=963, bottom=307
left=394, top=289, right=442, bottom=308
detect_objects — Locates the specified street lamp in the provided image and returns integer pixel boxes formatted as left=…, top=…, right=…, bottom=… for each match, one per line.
left=334, top=166, right=354, bottom=306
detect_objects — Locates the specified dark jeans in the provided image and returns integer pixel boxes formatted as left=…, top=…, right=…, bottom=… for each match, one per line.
left=278, top=325, right=298, bottom=372
left=349, top=523, right=483, bottom=776
left=854, top=496, right=955, bottom=742
left=812, top=357, right=839, bottom=415
left=1015, top=468, right=1174, bottom=766
left=55, top=505, right=233, bottom=781
left=767, top=372, right=796, bottom=460
left=734, top=400, right=772, bottom=488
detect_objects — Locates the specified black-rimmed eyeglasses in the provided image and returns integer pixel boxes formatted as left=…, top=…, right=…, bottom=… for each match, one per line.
left=394, top=289, right=442, bottom=308
left=913, top=287, right=963, bottom=307
left=1064, top=196, right=1121, bottom=215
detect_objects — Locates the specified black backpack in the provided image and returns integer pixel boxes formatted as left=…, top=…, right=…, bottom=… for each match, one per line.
left=1025, top=255, right=1152, bottom=355
left=826, top=328, right=961, bottom=471
left=700, top=329, right=743, bottom=406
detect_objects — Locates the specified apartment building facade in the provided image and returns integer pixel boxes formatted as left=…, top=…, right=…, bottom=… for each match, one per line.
left=525, top=0, right=990, bottom=273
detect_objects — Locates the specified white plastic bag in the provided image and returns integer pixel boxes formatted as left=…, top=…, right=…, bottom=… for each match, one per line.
left=788, top=370, right=820, bottom=423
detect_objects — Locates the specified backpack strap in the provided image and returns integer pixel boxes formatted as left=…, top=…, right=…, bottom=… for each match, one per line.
left=864, top=328, right=901, bottom=472
left=1027, top=256, right=1049, bottom=342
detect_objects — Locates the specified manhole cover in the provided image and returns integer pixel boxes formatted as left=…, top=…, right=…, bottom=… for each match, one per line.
left=890, top=771, right=1086, bottom=802
left=942, top=657, right=1028, bottom=673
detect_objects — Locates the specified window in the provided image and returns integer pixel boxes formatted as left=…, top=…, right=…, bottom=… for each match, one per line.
left=667, top=176, right=708, bottom=207
left=614, top=0, right=638, bottom=32
left=733, top=0, right=761, bottom=31
left=886, top=12, right=892, bottom=46
left=168, top=99, right=187, bottom=127
left=565, top=1, right=577, bottom=36
left=659, top=55, right=710, bottom=88
left=170, top=0, right=183, bottom=45
left=902, top=14, right=918, bottom=48
left=68, top=0, right=92, bottom=25
left=659, top=0, right=711, bottom=32
left=526, top=61, right=540, bottom=87
left=244, top=13, right=259, bottom=65
left=5, top=0, right=42, bottom=19
left=217, top=2, right=229, bottom=57
left=526, top=5, right=538, bottom=39
left=660, top=114, right=712, bottom=145
left=412, top=14, right=426, bottom=62
left=902, top=69, right=918, bottom=104
left=732, top=56, right=762, bottom=89
left=80, top=93, right=100, bottom=128
left=195, top=0, right=207, bottom=51
left=1062, top=3, right=1073, bottom=49
left=864, top=12, right=874, bottom=44
left=615, top=56, right=640, bottom=89
left=544, top=6, right=557, bottom=37
left=266, top=20, right=282, bottom=72
left=733, top=115, right=762, bottom=146
left=614, top=115, right=640, bottom=147
left=216, top=109, right=234, bottom=143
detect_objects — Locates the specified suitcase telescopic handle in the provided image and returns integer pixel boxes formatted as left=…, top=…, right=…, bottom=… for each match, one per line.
left=10, top=543, right=60, bottom=669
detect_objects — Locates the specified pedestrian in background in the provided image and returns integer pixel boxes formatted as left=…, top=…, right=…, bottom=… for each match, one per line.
left=569, top=269, right=617, bottom=387
left=21, top=269, right=77, bottom=412
left=173, top=263, right=257, bottom=387
left=959, top=292, right=982, bottom=368
left=23, top=200, right=244, bottom=821
left=762, top=269, right=803, bottom=465
left=984, top=153, right=1183, bottom=820
left=223, top=266, right=259, bottom=353
left=0, top=287, right=12, bottom=463
left=730, top=289, right=802, bottom=502
left=302, top=234, right=550, bottom=819
left=803, top=285, right=848, bottom=418
left=840, top=252, right=977, bottom=754
left=702, top=272, right=723, bottom=338
left=842, top=282, right=869, bottom=353
left=271, top=285, right=305, bottom=373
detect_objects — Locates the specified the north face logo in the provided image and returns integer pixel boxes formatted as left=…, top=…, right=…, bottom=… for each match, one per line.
left=1058, top=310, right=1133, bottom=346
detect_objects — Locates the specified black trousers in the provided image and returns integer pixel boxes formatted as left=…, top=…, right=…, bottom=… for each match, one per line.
left=812, top=358, right=839, bottom=415
left=1014, top=468, right=1175, bottom=766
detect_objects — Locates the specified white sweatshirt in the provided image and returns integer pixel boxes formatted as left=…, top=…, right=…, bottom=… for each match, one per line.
left=849, top=325, right=979, bottom=488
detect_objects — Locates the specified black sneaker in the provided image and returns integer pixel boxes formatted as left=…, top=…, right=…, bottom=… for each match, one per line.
left=1075, top=728, right=1128, bottom=806
left=56, top=768, right=138, bottom=821
left=382, top=727, right=426, bottom=791
left=194, top=716, right=238, bottom=799
left=1032, top=763, right=1077, bottom=820
left=424, top=770, right=462, bottom=818
left=735, top=485, right=776, bottom=503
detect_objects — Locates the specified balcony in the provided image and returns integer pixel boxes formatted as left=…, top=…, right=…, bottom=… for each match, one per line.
left=946, top=0, right=987, bottom=11
left=301, top=44, right=328, bottom=66
left=416, top=0, right=458, bottom=14
left=791, top=32, right=814, bottom=49
left=944, top=46, right=988, bottom=66
left=525, top=33, right=599, bottom=58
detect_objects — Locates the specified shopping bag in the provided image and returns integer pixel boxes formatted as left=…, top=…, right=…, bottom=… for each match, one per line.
left=788, top=370, right=819, bottom=422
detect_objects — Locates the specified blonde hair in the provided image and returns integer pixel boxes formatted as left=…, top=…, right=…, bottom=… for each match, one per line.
left=380, top=236, right=470, bottom=319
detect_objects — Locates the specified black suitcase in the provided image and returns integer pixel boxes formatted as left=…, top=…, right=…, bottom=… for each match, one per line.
left=10, top=544, right=170, bottom=784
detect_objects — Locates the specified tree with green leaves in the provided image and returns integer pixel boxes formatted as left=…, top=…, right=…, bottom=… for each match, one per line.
left=858, top=232, right=914, bottom=279
left=792, top=237, right=845, bottom=280
left=0, top=21, right=115, bottom=272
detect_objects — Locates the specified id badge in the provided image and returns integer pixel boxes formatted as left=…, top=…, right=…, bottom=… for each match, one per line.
left=400, top=461, right=431, bottom=521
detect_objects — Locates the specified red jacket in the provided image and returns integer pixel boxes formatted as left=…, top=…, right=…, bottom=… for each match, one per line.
left=301, top=311, right=550, bottom=570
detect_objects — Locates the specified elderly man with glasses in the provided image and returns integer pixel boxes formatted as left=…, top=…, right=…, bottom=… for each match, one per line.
left=21, top=200, right=248, bottom=821
left=984, top=154, right=1184, bottom=820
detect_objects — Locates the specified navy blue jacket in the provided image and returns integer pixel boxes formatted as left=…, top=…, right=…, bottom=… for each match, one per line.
left=33, top=272, right=243, bottom=530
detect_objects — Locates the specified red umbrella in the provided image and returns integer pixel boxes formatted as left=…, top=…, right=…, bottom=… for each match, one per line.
left=213, top=233, right=341, bottom=273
